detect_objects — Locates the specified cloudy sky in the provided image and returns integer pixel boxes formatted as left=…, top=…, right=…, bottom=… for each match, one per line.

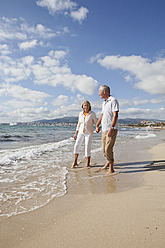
left=0, top=0, right=165, bottom=123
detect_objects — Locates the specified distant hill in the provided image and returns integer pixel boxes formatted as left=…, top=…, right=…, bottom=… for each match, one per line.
left=1, top=117, right=164, bottom=126
left=37, top=117, right=163, bottom=125
left=37, top=117, right=78, bottom=123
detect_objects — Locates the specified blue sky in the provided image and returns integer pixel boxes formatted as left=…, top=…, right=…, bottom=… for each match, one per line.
left=0, top=0, right=165, bottom=123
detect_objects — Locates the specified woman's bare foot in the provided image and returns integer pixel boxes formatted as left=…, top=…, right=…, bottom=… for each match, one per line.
left=71, top=163, right=78, bottom=169
left=84, top=157, right=91, bottom=168
left=71, top=154, right=79, bottom=168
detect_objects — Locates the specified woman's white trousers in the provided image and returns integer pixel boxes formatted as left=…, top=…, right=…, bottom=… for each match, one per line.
left=74, top=133, right=93, bottom=157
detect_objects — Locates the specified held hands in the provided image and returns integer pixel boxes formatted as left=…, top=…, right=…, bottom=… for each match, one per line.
left=96, top=126, right=101, bottom=133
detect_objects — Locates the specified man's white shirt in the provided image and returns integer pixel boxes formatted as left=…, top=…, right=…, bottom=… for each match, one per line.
left=101, top=96, right=119, bottom=132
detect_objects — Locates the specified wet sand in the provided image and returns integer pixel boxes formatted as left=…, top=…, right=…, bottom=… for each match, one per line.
left=0, top=141, right=165, bottom=248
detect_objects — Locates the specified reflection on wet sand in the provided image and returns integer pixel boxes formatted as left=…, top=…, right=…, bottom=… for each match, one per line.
left=67, top=160, right=156, bottom=195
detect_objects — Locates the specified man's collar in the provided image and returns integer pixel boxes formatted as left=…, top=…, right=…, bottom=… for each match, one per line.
left=105, top=96, right=111, bottom=102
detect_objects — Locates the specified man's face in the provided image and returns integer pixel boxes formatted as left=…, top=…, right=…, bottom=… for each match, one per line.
left=99, top=87, right=105, bottom=99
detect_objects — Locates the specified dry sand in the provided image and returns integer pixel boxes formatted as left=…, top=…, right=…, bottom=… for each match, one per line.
left=0, top=142, right=165, bottom=248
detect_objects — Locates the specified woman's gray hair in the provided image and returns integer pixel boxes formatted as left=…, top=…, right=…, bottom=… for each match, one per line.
left=100, top=85, right=110, bottom=95
left=82, top=100, right=91, bottom=111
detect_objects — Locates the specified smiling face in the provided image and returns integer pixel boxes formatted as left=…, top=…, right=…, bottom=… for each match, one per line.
left=99, top=86, right=109, bottom=101
left=99, top=87, right=105, bottom=99
left=82, top=103, right=90, bottom=113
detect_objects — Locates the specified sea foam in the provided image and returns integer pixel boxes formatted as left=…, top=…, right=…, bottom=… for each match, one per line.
left=0, top=137, right=73, bottom=166
left=135, top=133, right=156, bottom=140
left=0, top=138, right=73, bottom=217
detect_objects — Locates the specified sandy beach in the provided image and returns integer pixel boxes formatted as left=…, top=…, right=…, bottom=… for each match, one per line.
left=1, top=141, right=165, bottom=248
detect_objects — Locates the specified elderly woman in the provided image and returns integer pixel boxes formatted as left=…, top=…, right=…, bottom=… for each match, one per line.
left=71, top=100, right=97, bottom=168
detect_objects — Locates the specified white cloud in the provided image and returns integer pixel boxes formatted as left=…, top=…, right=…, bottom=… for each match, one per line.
left=132, top=99, right=149, bottom=106
left=0, top=84, right=50, bottom=105
left=33, top=71, right=98, bottom=95
left=118, top=99, right=131, bottom=107
left=52, top=95, right=68, bottom=106
left=0, top=83, right=51, bottom=122
left=89, top=53, right=104, bottom=64
left=21, top=56, right=34, bottom=65
left=49, top=103, right=81, bottom=119
left=0, top=107, right=50, bottom=123
left=0, top=16, right=67, bottom=42
left=36, top=0, right=77, bottom=13
left=0, top=50, right=99, bottom=95
left=0, top=112, right=7, bottom=118
left=36, top=0, right=88, bottom=23
left=18, top=40, right=38, bottom=50
left=20, top=23, right=56, bottom=39
left=50, top=96, right=165, bottom=121
left=1, top=89, right=165, bottom=123
left=0, top=55, right=34, bottom=83
left=70, top=7, right=89, bottom=24
left=118, top=97, right=165, bottom=108
left=0, top=17, right=27, bottom=41
left=96, top=54, right=165, bottom=96
left=120, top=107, right=165, bottom=120
left=0, top=44, right=11, bottom=55
left=32, top=50, right=98, bottom=95
left=11, top=107, right=50, bottom=122
left=150, top=98, right=165, bottom=104
left=4, top=100, right=42, bottom=109
left=55, top=26, right=69, bottom=36
left=71, top=94, right=85, bottom=104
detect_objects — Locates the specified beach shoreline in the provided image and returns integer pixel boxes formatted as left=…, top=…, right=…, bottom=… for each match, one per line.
left=0, top=139, right=165, bottom=248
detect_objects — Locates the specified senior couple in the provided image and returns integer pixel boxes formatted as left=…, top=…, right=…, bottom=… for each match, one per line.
left=71, top=84, right=119, bottom=175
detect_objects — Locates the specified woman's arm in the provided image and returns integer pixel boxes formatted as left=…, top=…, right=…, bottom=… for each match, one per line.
left=73, top=130, right=78, bottom=140
left=74, top=113, right=80, bottom=139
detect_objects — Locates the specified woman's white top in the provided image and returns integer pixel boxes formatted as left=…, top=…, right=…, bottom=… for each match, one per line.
left=76, top=111, right=97, bottom=135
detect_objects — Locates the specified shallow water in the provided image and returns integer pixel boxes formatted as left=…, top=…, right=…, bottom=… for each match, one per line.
left=0, top=124, right=164, bottom=217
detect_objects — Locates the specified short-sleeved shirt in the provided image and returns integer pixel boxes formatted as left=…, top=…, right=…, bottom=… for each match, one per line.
left=101, top=96, right=119, bottom=132
left=76, top=111, right=97, bottom=135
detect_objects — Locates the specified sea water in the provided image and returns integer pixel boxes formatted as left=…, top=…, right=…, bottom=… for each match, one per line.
left=0, top=123, right=164, bottom=217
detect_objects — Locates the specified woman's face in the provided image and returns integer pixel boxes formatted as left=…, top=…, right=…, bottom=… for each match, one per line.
left=83, top=103, right=89, bottom=113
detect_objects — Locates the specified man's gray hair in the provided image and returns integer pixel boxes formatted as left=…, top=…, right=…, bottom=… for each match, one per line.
left=100, top=85, right=110, bottom=95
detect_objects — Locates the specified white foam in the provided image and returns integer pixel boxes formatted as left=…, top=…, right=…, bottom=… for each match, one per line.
left=0, top=137, right=73, bottom=166
left=0, top=138, right=73, bottom=217
left=135, top=133, right=156, bottom=140
left=0, top=166, right=68, bottom=217
left=91, top=147, right=102, bottom=153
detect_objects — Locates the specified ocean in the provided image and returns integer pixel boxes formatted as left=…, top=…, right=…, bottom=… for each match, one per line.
left=0, top=123, right=164, bottom=218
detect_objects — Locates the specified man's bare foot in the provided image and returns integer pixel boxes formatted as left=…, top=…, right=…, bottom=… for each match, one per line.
left=101, top=163, right=109, bottom=170
left=106, top=169, right=115, bottom=175
left=84, top=164, right=90, bottom=168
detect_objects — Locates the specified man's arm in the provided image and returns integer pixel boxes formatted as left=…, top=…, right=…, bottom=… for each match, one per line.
left=96, top=113, right=103, bottom=133
left=107, top=111, right=118, bottom=137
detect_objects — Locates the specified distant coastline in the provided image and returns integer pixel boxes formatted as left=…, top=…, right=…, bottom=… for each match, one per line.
left=120, top=124, right=165, bottom=130
left=120, top=120, right=165, bottom=130
left=1, top=117, right=165, bottom=129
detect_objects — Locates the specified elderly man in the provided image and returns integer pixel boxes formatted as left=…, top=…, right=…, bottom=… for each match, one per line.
left=96, top=85, right=119, bottom=175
